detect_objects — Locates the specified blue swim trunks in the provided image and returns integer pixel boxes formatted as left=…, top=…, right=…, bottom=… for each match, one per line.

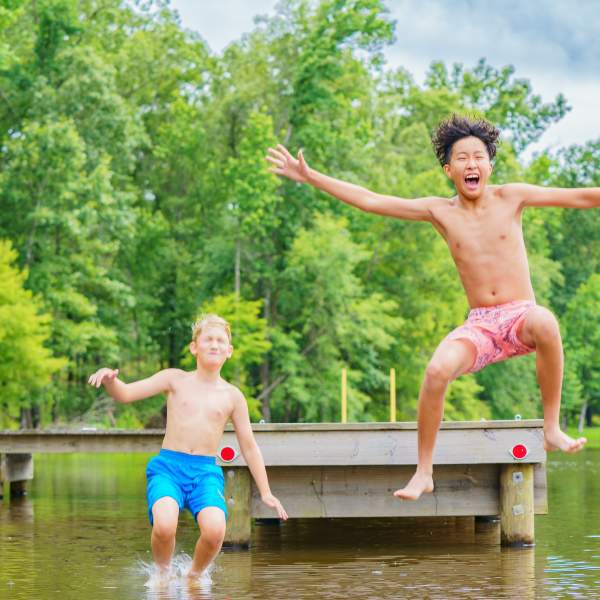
left=145, top=448, right=227, bottom=524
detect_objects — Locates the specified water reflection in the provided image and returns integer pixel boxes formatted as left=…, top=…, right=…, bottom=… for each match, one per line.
left=1, top=450, right=599, bottom=599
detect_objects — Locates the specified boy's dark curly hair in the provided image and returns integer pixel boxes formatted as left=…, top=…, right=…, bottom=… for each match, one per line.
left=432, top=115, right=500, bottom=166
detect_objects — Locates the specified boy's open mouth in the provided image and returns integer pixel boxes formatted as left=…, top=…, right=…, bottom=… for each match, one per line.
left=464, top=174, right=480, bottom=190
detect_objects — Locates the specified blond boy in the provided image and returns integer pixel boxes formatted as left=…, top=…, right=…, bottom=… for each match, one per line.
left=88, top=314, right=287, bottom=578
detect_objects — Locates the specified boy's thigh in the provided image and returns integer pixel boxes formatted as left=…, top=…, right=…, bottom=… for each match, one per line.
left=187, top=472, right=228, bottom=523
left=147, top=474, right=184, bottom=525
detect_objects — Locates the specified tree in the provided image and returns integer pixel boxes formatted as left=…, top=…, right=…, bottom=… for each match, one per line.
left=0, top=239, right=65, bottom=427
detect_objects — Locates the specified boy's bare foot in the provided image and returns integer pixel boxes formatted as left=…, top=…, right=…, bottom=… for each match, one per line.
left=544, top=428, right=587, bottom=453
left=393, top=471, right=434, bottom=500
left=147, top=566, right=173, bottom=589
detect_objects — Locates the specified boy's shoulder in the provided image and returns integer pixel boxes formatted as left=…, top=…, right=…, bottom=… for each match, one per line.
left=218, top=377, right=245, bottom=401
left=493, top=182, right=530, bottom=200
left=162, top=367, right=188, bottom=379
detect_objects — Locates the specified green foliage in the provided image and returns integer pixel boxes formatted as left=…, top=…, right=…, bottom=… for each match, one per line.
left=1, top=0, right=598, bottom=429
left=0, top=240, right=66, bottom=426
left=270, top=214, right=402, bottom=421
left=563, top=274, right=600, bottom=419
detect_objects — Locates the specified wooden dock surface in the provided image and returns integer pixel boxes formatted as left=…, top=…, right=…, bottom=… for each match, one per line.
left=0, top=420, right=546, bottom=546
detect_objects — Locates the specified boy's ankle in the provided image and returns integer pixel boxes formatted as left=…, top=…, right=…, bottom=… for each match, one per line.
left=543, top=424, right=561, bottom=434
left=415, top=467, right=433, bottom=477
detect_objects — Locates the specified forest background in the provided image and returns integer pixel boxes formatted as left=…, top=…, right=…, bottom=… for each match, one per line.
left=1, top=0, right=600, bottom=432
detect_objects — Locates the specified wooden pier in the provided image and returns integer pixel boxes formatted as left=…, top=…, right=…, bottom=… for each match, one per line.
left=0, top=420, right=546, bottom=546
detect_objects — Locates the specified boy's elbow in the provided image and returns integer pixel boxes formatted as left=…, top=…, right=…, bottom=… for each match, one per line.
left=361, top=194, right=379, bottom=214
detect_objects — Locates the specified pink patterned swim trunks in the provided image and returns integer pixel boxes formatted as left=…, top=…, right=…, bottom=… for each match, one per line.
left=445, top=300, right=536, bottom=373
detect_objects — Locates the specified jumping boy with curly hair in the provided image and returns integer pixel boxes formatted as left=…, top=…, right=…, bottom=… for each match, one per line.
left=267, top=114, right=592, bottom=500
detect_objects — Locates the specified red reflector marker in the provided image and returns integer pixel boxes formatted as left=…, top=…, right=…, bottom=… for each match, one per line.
left=219, top=446, right=237, bottom=462
left=511, top=444, right=528, bottom=460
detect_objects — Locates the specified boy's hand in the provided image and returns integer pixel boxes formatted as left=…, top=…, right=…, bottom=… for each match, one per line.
left=266, top=144, right=310, bottom=183
left=261, top=493, right=289, bottom=520
left=88, top=368, right=120, bottom=388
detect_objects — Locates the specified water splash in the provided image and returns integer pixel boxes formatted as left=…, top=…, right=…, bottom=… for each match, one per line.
left=139, top=553, right=214, bottom=599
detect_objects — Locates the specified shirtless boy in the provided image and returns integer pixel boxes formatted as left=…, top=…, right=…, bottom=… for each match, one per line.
left=267, top=114, right=591, bottom=501
left=88, top=314, right=287, bottom=578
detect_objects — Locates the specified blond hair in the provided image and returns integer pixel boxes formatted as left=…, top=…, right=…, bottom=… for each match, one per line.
left=191, top=314, right=232, bottom=343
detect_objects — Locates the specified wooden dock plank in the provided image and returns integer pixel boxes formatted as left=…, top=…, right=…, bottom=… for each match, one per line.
left=0, top=421, right=545, bottom=465
left=249, top=464, right=547, bottom=518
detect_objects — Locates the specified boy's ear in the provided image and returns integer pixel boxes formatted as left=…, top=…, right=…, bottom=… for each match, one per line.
left=189, top=341, right=197, bottom=355
left=227, top=344, right=233, bottom=358
left=443, top=163, right=452, bottom=178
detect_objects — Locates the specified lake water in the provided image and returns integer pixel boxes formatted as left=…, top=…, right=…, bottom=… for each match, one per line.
left=1, top=450, right=599, bottom=599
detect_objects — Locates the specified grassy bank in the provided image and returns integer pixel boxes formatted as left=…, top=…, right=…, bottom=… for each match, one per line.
left=567, top=426, right=600, bottom=449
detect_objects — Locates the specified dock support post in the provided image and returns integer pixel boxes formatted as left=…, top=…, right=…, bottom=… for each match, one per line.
left=4, top=453, right=34, bottom=498
left=223, top=467, right=252, bottom=547
left=499, top=463, right=534, bottom=546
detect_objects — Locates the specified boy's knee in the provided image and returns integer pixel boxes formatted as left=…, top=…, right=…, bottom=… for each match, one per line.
left=424, top=360, right=454, bottom=387
left=530, top=307, right=560, bottom=343
left=201, top=522, right=226, bottom=549
left=152, top=519, right=177, bottom=542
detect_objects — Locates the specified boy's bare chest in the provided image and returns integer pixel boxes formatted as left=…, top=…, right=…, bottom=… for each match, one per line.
left=168, top=386, right=232, bottom=423
left=435, top=204, right=524, bottom=259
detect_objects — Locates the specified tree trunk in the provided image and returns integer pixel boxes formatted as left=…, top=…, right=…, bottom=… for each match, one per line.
left=260, top=284, right=272, bottom=422
left=234, top=236, right=241, bottom=386
left=19, top=407, right=33, bottom=429
left=578, top=400, right=588, bottom=433
left=235, top=237, right=241, bottom=300
left=32, top=404, right=40, bottom=429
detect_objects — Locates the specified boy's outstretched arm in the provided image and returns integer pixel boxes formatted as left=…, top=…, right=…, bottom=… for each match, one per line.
left=230, top=389, right=288, bottom=520
left=508, top=183, right=600, bottom=209
left=87, top=368, right=178, bottom=403
left=266, top=144, right=437, bottom=221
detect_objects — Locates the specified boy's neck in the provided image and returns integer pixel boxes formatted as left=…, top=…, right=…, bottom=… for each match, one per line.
left=193, top=365, right=223, bottom=383
left=457, top=186, right=488, bottom=210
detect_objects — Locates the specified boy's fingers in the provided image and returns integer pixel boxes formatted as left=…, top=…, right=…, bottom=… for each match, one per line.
left=268, top=147, right=285, bottom=161
left=265, top=156, right=284, bottom=167
left=277, top=144, right=293, bottom=160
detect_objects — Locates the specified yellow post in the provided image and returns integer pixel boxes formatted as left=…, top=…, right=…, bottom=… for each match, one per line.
left=390, top=368, right=396, bottom=422
left=341, top=368, right=347, bottom=423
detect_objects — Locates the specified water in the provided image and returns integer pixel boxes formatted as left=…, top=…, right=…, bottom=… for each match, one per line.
left=1, top=450, right=599, bottom=599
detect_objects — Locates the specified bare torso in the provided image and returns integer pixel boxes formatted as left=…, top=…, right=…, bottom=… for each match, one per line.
left=161, top=370, right=237, bottom=455
left=429, top=185, right=535, bottom=308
